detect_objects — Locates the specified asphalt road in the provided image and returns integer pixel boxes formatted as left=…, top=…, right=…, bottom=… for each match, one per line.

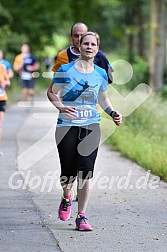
left=0, top=92, right=167, bottom=252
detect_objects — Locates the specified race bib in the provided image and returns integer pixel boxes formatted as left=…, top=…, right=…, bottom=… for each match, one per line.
left=72, top=106, right=96, bottom=123
left=21, top=72, right=32, bottom=80
left=0, top=87, right=4, bottom=97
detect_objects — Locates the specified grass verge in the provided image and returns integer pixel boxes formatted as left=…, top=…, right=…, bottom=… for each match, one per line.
left=103, top=91, right=167, bottom=182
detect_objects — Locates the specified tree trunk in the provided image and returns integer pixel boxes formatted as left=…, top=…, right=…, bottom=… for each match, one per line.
left=125, top=6, right=136, bottom=62
left=149, top=0, right=167, bottom=92
left=136, top=1, right=146, bottom=58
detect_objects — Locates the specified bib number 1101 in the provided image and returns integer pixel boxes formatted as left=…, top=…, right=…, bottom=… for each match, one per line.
left=77, top=109, right=92, bottom=118
left=75, top=108, right=96, bottom=119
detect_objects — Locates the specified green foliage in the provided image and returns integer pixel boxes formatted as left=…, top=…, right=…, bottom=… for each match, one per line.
left=161, top=67, right=167, bottom=98
left=0, top=0, right=72, bottom=55
left=0, top=2, right=12, bottom=21
left=126, top=56, right=149, bottom=89
left=0, top=0, right=151, bottom=54
left=161, top=85, right=167, bottom=98
left=105, top=93, right=167, bottom=182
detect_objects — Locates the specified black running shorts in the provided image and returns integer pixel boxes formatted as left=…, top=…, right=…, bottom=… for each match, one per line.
left=0, top=100, right=6, bottom=112
left=55, top=124, right=100, bottom=183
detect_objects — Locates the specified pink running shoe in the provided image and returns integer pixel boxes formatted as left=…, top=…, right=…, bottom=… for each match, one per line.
left=75, top=215, right=93, bottom=231
left=58, top=194, right=73, bottom=221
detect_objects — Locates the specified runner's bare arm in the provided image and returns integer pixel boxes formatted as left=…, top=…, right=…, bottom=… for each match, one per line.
left=98, top=91, right=122, bottom=126
left=49, top=83, right=76, bottom=119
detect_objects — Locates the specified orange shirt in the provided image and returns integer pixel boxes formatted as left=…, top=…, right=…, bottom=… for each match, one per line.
left=52, top=50, right=68, bottom=72
left=13, top=54, right=23, bottom=75
left=0, top=64, right=9, bottom=101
